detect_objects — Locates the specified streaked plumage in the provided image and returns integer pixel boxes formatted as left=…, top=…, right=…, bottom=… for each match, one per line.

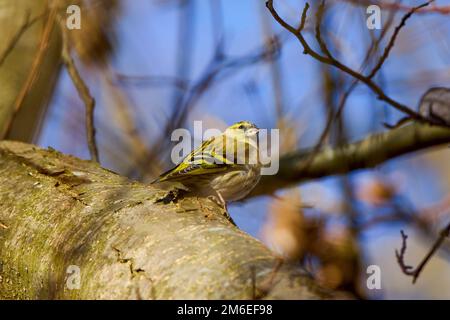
left=153, top=121, right=261, bottom=202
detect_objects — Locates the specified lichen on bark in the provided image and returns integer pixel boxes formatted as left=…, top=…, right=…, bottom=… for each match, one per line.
left=0, top=141, right=335, bottom=299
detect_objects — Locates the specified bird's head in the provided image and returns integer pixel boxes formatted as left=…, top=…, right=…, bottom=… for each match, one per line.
left=226, top=121, right=259, bottom=138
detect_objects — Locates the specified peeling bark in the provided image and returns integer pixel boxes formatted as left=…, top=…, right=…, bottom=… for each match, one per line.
left=0, top=141, right=336, bottom=299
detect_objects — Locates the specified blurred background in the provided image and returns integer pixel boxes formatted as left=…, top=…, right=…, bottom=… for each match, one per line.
left=2, top=0, right=450, bottom=299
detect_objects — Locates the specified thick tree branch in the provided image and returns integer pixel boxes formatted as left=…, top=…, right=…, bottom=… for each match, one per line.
left=0, top=126, right=447, bottom=298
left=367, top=1, right=433, bottom=79
left=0, top=141, right=339, bottom=299
left=251, top=123, right=450, bottom=196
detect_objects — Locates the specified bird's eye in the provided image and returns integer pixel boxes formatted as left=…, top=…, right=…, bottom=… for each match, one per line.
left=238, top=125, right=244, bottom=129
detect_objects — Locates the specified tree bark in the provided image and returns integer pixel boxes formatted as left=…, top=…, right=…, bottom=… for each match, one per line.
left=0, top=141, right=336, bottom=299
left=1, top=122, right=449, bottom=299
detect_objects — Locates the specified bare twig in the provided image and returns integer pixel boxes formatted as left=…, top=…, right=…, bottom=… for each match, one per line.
left=367, top=0, right=435, bottom=79
left=395, top=222, right=450, bottom=283
left=140, top=38, right=281, bottom=180
left=265, top=0, right=441, bottom=125
left=359, top=202, right=450, bottom=255
left=0, top=221, right=8, bottom=229
left=304, top=3, right=401, bottom=169
left=59, top=20, right=99, bottom=162
left=113, top=74, right=189, bottom=90
left=170, top=0, right=195, bottom=130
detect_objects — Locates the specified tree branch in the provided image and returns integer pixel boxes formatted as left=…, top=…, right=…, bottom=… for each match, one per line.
left=395, top=223, right=450, bottom=284
left=342, top=0, right=449, bottom=15
left=367, top=0, right=434, bottom=79
left=265, top=0, right=441, bottom=125
left=251, top=122, right=450, bottom=196
left=59, top=19, right=99, bottom=163
left=0, top=141, right=339, bottom=299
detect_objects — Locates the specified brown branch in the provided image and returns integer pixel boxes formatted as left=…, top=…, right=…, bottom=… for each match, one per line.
left=306, top=2, right=401, bottom=169
left=395, top=222, right=450, bottom=284
left=59, top=20, right=99, bottom=163
left=250, top=122, right=450, bottom=197
left=265, top=0, right=441, bottom=125
left=103, top=68, right=153, bottom=175
left=367, top=0, right=434, bottom=79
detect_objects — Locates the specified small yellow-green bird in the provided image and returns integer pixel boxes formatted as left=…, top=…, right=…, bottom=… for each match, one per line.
left=153, top=121, right=261, bottom=205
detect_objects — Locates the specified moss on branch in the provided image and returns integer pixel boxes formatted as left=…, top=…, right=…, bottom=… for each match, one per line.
left=0, top=141, right=335, bottom=299
left=252, top=123, right=450, bottom=196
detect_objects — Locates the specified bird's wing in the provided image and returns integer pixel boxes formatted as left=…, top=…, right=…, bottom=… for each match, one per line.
left=152, top=135, right=235, bottom=183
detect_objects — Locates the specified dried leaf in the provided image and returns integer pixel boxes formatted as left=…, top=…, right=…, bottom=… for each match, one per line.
left=261, top=190, right=306, bottom=260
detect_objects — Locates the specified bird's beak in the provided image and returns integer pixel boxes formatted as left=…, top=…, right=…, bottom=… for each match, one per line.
left=246, top=128, right=259, bottom=136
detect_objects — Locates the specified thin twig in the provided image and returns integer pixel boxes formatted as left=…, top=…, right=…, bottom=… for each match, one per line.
left=367, top=0, right=434, bottom=79
left=250, top=266, right=257, bottom=299
left=59, top=19, right=99, bottom=162
left=0, top=221, right=8, bottom=229
left=315, top=0, right=334, bottom=59
left=265, top=0, right=441, bottom=125
left=395, top=222, right=450, bottom=284
left=343, top=0, right=449, bottom=15
left=252, top=258, right=284, bottom=299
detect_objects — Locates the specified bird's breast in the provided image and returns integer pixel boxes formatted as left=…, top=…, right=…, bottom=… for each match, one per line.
left=211, top=165, right=261, bottom=202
